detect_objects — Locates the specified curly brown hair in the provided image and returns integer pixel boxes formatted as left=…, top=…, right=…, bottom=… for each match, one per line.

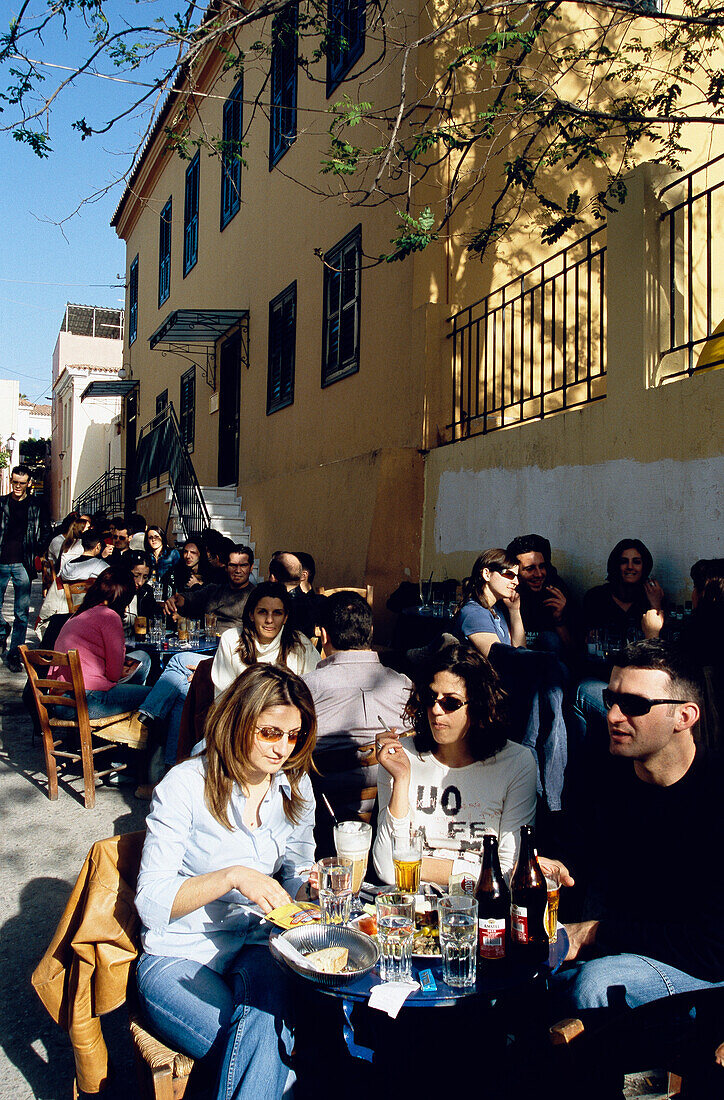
left=406, top=642, right=509, bottom=762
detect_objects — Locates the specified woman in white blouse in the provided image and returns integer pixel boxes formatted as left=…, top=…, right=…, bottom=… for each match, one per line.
left=211, top=581, right=320, bottom=697
left=135, top=663, right=317, bottom=1100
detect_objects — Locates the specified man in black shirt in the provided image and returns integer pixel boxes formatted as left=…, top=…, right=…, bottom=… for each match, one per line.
left=554, top=640, right=724, bottom=1019
left=0, top=464, right=51, bottom=671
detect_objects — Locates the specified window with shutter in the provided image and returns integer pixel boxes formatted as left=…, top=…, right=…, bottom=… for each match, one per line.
left=267, top=282, right=297, bottom=413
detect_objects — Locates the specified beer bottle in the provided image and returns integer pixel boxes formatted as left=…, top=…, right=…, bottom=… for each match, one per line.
left=474, top=834, right=510, bottom=961
left=510, top=824, right=549, bottom=962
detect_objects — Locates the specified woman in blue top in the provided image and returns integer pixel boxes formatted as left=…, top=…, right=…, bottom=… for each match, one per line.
left=135, top=663, right=317, bottom=1100
left=144, top=525, right=179, bottom=584
left=455, top=548, right=526, bottom=657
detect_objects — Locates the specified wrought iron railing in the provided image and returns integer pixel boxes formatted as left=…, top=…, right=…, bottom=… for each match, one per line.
left=73, top=468, right=126, bottom=516
left=659, top=153, right=724, bottom=380
left=447, top=228, right=607, bottom=441
left=135, top=403, right=209, bottom=538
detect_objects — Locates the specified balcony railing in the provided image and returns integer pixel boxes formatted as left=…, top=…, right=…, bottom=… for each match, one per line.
left=447, top=228, right=607, bottom=442
left=73, top=468, right=126, bottom=516
left=659, top=153, right=724, bottom=381
left=135, top=403, right=209, bottom=538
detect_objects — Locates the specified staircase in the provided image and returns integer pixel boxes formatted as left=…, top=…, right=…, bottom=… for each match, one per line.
left=166, top=483, right=257, bottom=574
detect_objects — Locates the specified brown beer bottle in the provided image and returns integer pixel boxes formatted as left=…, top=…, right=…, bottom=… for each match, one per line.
left=510, top=825, right=549, bottom=963
left=475, top=834, right=510, bottom=961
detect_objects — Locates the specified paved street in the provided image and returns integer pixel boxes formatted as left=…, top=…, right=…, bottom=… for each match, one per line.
left=0, top=582, right=672, bottom=1099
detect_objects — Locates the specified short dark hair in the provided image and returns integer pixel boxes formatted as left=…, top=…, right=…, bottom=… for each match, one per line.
left=296, top=552, right=316, bottom=585
left=506, top=534, right=552, bottom=563
left=128, top=512, right=147, bottom=535
left=230, top=543, right=254, bottom=565
left=11, top=464, right=32, bottom=479
left=406, top=642, right=508, bottom=761
left=606, top=539, right=653, bottom=584
left=77, top=566, right=135, bottom=616
left=125, top=550, right=153, bottom=573
left=81, top=528, right=102, bottom=552
left=322, top=591, right=373, bottom=649
left=110, top=515, right=125, bottom=529
left=612, top=639, right=703, bottom=708
left=269, top=551, right=301, bottom=584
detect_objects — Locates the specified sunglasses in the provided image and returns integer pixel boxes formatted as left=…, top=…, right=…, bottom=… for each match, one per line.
left=256, top=725, right=305, bottom=744
left=602, top=689, right=689, bottom=717
left=419, top=689, right=468, bottom=713
left=491, top=566, right=518, bottom=580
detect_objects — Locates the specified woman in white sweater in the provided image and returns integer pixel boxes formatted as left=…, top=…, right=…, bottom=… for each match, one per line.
left=211, top=581, right=320, bottom=697
left=373, top=642, right=538, bottom=886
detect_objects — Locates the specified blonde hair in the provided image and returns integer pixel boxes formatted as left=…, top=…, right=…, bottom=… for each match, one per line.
left=203, top=663, right=317, bottom=830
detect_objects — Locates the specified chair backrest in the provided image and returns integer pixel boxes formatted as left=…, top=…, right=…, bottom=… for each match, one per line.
left=62, top=580, right=95, bottom=614
left=317, top=584, right=373, bottom=609
left=21, top=647, right=90, bottom=737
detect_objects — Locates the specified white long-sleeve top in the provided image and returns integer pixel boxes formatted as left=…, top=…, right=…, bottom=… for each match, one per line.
left=135, top=755, right=316, bottom=972
left=372, top=736, right=538, bottom=885
left=210, top=628, right=320, bottom=697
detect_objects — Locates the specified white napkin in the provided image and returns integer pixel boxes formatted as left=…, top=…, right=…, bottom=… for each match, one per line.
left=368, top=980, right=419, bottom=1018
left=274, top=935, right=319, bottom=972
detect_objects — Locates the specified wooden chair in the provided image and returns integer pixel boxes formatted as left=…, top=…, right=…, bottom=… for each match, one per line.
left=62, top=579, right=96, bottom=613
left=317, top=584, right=373, bottom=609
left=19, top=646, right=149, bottom=809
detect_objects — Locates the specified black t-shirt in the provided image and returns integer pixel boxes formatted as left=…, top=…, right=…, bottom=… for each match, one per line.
left=0, top=496, right=30, bottom=564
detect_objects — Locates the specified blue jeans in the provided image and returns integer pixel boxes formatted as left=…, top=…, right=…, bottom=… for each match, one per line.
left=139, top=651, right=206, bottom=764
left=136, top=948, right=294, bottom=1099
left=552, top=953, right=724, bottom=1015
left=572, top=678, right=608, bottom=747
left=0, top=562, right=31, bottom=654
left=85, top=652, right=151, bottom=718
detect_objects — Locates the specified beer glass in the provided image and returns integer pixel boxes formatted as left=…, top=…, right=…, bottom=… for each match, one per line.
left=317, top=856, right=353, bottom=925
left=393, top=827, right=422, bottom=894
left=334, top=821, right=372, bottom=915
left=205, top=612, right=217, bottom=640
left=375, top=892, right=415, bottom=982
left=134, top=614, right=147, bottom=639
left=177, top=617, right=189, bottom=644
left=438, top=895, right=477, bottom=988
left=544, top=867, right=560, bottom=944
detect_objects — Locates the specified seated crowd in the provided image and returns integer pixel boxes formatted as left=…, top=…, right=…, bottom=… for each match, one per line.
left=3, top=481, right=724, bottom=1100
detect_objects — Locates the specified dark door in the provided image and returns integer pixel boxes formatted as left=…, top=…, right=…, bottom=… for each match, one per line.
left=218, top=333, right=241, bottom=485
left=124, top=388, right=137, bottom=510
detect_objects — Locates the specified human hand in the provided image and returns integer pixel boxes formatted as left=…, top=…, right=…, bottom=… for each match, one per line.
left=543, top=585, right=567, bottom=623
left=561, top=920, right=599, bottom=961
left=641, top=608, right=665, bottom=639
left=163, top=595, right=180, bottom=616
left=187, top=574, right=203, bottom=587
left=376, top=729, right=411, bottom=782
left=537, top=856, right=575, bottom=888
left=101, top=544, right=114, bottom=559
left=295, top=869, right=319, bottom=901
left=229, top=867, right=292, bottom=913
left=714, top=1041, right=724, bottom=1068
left=644, top=578, right=664, bottom=610
left=502, top=588, right=521, bottom=612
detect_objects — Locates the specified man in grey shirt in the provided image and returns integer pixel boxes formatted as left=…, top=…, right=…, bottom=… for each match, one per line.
left=303, top=591, right=412, bottom=847
left=164, top=544, right=255, bottom=629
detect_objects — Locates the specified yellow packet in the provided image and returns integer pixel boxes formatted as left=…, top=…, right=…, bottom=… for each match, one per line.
left=264, top=902, right=322, bottom=929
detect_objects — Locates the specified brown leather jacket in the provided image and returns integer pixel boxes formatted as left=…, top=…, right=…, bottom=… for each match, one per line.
left=31, top=832, right=144, bottom=1093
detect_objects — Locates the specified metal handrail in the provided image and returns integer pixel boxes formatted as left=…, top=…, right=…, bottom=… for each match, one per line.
left=73, top=468, right=126, bottom=516
left=135, top=403, right=209, bottom=538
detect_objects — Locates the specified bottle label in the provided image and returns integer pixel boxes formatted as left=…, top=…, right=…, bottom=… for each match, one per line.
left=478, top=917, right=506, bottom=959
left=511, top=904, right=529, bottom=944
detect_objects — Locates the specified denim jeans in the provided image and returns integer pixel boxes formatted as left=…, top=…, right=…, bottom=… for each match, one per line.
left=0, top=562, right=31, bottom=654
left=136, top=947, right=295, bottom=1099
left=572, top=678, right=608, bottom=747
left=139, top=651, right=207, bottom=764
left=552, top=953, right=724, bottom=1015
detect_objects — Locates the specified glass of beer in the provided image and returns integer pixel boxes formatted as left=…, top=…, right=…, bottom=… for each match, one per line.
left=177, top=617, right=189, bottom=644
left=334, top=821, right=372, bottom=915
left=134, top=614, right=147, bottom=639
left=393, top=827, right=423, bottom=894
left=438, top=895, right=478, bottom=988
left=545, top=867, right=560, bottom=944
left=205, top=612, right=217, bottom=640
left=375, top=892, right=415, bottom=982
left=317, top=856, right=353, bottom=925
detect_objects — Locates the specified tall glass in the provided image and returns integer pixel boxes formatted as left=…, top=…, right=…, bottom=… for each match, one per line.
left=393, top=827, right=423, bottom=894
left=334, top=821, right=372, bottom=915
left=438, top=895, right=478, bottom=988
left=545, top=867, right=560, bottom=944
left=317, top=856, right=353, bottom=925
left=375, top=892, right=415, bottom=982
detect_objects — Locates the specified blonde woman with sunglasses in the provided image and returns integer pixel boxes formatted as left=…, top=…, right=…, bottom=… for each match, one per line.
left=454, top=548, right=526, bottom=657
left=135, top=664, right=317, bottom=1100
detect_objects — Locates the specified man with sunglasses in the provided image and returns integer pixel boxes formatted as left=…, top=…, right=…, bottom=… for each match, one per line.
left=551, top=640, right=724, bottom=1095
left=0, top=464, right=50, bottom=672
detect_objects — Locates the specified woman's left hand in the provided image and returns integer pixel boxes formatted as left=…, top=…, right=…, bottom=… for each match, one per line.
left=644, top=578, right=664, bottom=610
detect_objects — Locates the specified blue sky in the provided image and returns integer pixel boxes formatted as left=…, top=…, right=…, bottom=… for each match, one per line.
left=0, top=3, right=172, bottom=404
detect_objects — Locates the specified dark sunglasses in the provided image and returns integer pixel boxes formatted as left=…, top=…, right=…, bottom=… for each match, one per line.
left=419, top=689, right=468, bottom=713
left=256, top=725, right=305, bottom=744
left=602, top=689, right=689, bottom=717
left=491, top=566, right=518, bottom=580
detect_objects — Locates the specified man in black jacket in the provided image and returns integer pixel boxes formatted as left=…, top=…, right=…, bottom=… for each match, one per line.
left=0, top=464, right=51, bottom=671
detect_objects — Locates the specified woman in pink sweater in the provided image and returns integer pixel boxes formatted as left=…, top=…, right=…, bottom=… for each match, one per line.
left=53, top=567, right=152, bottom=718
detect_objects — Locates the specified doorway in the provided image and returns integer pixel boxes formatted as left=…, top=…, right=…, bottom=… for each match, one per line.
left=218, top=332, right=241, bottom=485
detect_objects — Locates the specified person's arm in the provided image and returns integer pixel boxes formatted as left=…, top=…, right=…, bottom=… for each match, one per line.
left=641, top=608, right=665, bottom=639
left=210, top=629, right=243, bottom=696
left=276, top=775, right=317, bottom=899
left=497, top=747, right=539, bottom=877
left=460, top=601, right=512, bottom=656
left=644, top=578, right=665, bottom=611
left=502, top=590, right=526, bottom=647
left=467, top=631, right=505, bottom=658
left=104, top=611, right=127, bottom=684
left=372, top=740, right=413, bottom=884
left=543, top=585, right=574, bottom=648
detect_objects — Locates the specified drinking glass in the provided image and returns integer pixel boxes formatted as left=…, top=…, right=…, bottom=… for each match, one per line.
left=205, top=612, right=217, bottom=640
left=334, top=821, right=372, bottom=915
left=317, top=856, right=353, bottom=925
left=177, top=617, right=189, bottom=644
left=375, top=892, right=415, bottom=982
left=393, top=827, right=423, bottom=894
left=438, top=895, right=477, bottom=988
left=545, top=867, right=560, bottom=944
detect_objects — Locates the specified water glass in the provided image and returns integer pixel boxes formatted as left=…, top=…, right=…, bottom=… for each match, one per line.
left=317, top=856, right=353, bottom=925
left=375, top=892, right=415, bottom=982
left=438, top=895, right=477, bottom=988
left=205, top=612, right=217, bottom=640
